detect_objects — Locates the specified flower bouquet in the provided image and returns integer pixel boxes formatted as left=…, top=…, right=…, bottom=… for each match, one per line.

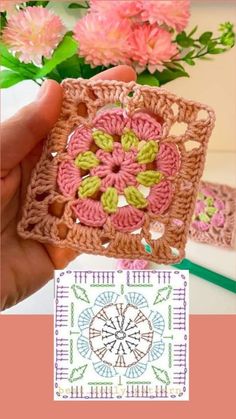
left=0, top=0, right=235, bottom=88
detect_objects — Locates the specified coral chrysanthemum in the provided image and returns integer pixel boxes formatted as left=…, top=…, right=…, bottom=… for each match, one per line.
left=0, top=1, right=21, bottom=13
left=2, top=6, right=66, bottom=65
left=141, top=0, right=190, bottom=32
left=89, top=0, right=142, bottom=19
left=57, top=108, right=180, bottom=233
left=129, top=24, right=179, bottom=73
left=73, top=14, right=132, bottom=67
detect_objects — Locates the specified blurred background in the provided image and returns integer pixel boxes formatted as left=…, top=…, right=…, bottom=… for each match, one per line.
left=1, top=1, right=236, bottom=314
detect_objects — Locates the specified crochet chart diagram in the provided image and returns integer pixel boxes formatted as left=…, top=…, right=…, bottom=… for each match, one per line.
left=54, top=270, right=189, bottom=401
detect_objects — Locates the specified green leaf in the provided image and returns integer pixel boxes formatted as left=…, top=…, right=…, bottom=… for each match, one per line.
left=176, top=31, right=194, bottom=48
left=188, top=25, right=198, bottom=37
left=0, top=13, right=7, bottom=33
left=26, top=1, right=49, bottom=6
left=57, top=54, right=82, bottom=79
left=199, top=31, right=213, bottom=45
left=0, top=42, right=39, bottom=78
left=0, top=70, right=25, bottom=88
left=137, top=71, right=160, bottom=86
left=154, top=67, right=189, bottom=86
left=183, top=50, right=194, bottom=59
left=36, top=34, right=78, bottom=78
left=68, top=2, right=88, bottom=8
left=208, top=47, right=227, bottom=54
left=185, top=58, right=195, bottom=65
left=79, top=57, right=106, bottom=79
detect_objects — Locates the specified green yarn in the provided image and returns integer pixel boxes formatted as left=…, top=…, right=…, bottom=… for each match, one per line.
left=137, top=140, right=158, bottom=164
left=75, top=151, right=99, bottom=170
left=101, top=187, right=118, bottom=214
left=145, top=244, right=152, bottom=254
left=205, top=197, right=214, bottom=206
left=124, top=186, right=147, bottom=209
left=137, top=170, right=163, bottom=187
left=78, top=176, right=101, bottom=198
left=92, top=130, right=114, bottom=152
left=199, top=213, right=210, bottom=222
left=206, top=206, right=217, bottom=216
left=121, top=130, right=139, bottom=151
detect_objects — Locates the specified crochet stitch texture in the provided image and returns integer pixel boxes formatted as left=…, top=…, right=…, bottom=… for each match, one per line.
left=190, top=181, right=236, bottom=248
left=17, top=79, right=215, bottom=263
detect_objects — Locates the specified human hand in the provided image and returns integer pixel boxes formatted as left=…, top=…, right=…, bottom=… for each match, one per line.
left=1, top=65, right=136, bottom=310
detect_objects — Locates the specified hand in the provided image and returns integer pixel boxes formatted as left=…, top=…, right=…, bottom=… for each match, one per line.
left=1, top=66, right=136, bottom=310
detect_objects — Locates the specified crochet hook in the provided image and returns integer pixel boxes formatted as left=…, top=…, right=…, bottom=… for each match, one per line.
left=172, top=258, right=236, bottom=294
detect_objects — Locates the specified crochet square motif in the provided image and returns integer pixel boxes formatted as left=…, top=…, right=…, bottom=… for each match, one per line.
left=189, top=181, right=236, bottom=248
left=18, top=79, right=215, bottom=263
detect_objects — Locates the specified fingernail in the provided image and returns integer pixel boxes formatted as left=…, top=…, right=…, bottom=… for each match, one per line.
left=37, top=80, right=51, bottom=101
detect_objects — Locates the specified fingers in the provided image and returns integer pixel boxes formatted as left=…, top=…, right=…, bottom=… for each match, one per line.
left=1, top=79, right=63, bottom=177
left=45, top=244, right=79, bottom=269
left=92, top=65, right=137, bottom=82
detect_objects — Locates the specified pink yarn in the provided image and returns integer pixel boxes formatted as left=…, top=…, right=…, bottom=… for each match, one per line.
left=156, top=142, right=180, bottom=176
left=91, top=144, right=143, bottom=193
left=72, top=199, right=107, bottom=227
left=68, top=126, right=92, bottom=158
left=117, top=259, right=150, bottom=270
left=148, top=180, right=173, bottom=214
left=57, top=160, right=80, bottom=198
left=111, top=206, right=145, bottom=232
left=192, top=220, right=209, bottom=232
left=57, top=109, right=180, bottom=232
left=191, top=185, right=226, bottom=232
left=211, top=212, right=225, bottom=228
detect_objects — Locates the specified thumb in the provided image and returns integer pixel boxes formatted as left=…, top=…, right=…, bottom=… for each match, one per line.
left=1, top=79, right=63, bottom=177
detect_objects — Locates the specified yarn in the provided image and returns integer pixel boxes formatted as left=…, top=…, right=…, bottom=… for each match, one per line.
left=18, top=79, right=215, bottom=263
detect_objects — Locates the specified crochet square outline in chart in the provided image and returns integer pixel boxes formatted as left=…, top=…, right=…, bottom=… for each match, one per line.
left=54, top=270, right=189, bottom=401
left=18, top=79, right=215, bottom=264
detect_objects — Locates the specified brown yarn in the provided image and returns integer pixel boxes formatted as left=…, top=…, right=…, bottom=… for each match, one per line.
left=17, top=79, right=215, bottom=264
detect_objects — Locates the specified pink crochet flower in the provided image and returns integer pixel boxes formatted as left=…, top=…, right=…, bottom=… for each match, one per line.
left=117, top=259, right=150, bottom=270
left=129, top=24, right=179, bottom=73
left=2, top=6, right=66, bottom=65
left=57, top=109, right=181, bottom=233
left=73, top=13, right=132, bottom=67
left=192, top=187, right=225, bottom=232
left=141, top=0, right=190, bottom=32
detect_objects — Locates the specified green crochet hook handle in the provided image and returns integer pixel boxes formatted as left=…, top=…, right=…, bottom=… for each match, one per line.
left=172, top=258, right=236, bottom=294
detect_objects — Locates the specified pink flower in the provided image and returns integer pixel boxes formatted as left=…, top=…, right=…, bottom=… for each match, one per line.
left=117, top=259, right=150, bottom=270
left=141, top=0, right=190, bottom=32
left=89, top=0, right=142, bottom=19
left=0, top=1, right=21, bottom=13
left=91, top=144, right=145, bottom=194
left=2, top=6, right=66, bottom=65
left=129, top=23, right=179, bottom=73
left=73, top=13, right=132, bottom=67
left=57, top=108, right=180, bottom=234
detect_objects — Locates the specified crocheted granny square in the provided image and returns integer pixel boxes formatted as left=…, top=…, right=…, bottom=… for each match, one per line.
left=189, top=181, right=236, bottom=248
left=18, top=79, right=215, bottom=263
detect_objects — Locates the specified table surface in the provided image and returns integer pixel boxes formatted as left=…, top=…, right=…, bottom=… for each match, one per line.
left=1, top=1, right=236, bottom=314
